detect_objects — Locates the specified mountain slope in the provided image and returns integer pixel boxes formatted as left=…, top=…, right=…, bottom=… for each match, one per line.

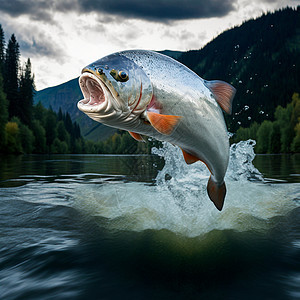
left=178, top=7, right=300, bottom=131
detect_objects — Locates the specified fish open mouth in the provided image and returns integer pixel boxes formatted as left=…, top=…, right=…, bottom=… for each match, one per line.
left=78, top=72, right=107, bottom=112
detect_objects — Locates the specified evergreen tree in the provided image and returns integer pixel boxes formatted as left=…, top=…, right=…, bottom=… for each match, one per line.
left=45, top=110, right=57, bottom=149
left=31, top=120, right=46, bottom=153
left=275, top=104, right=293, bottom=152
left=0, top=24, right=5, bottom=72
left=269, top=122, right=281, bottom=153
left=4, top=34, right=20, bottom=119
left=0, top=73, right=8, bottom=152
left=292, top=121, right=300, bottom=152
left=51, top=138, right=68, bottom=154
left=64, top=112, right=73, bottom=135
left=33, top=101, right=47, bottom=126
left=57, top=120, right=70, bottom=150
left=19, top=123, right=35, bottom=153
left=73, top=122, right=81, bottom=139
left=256, top=120, right=273, bottom=153
left=19, top=58, right=35, bottom=125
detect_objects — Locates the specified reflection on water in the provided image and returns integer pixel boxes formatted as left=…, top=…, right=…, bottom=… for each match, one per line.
left=1, top=152, right=299, bottom=187
left=0, top=142, right=299, bottom=299
left=0, top=154, right=165, bottom=187
left=254, top=154, right=300, bottom=183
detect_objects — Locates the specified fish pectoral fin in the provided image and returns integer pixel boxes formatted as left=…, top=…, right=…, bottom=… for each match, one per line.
left=181, top=148, right=200, bottom=164
left=205, top=80, right=236, bottom=114
left=207, top=176, right=226, bottom=211
left=147, top=111, right=181, bottom=135
left=128, top=131, right=145, bottom=142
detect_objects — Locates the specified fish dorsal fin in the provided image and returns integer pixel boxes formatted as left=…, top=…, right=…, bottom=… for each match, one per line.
left=181, top=148, right=200, bottom=164
left=205, top=80, right=236, bottom=114
left=147, top=111, right=181, bottom=135
left=128, top=131, right=145, bottom=142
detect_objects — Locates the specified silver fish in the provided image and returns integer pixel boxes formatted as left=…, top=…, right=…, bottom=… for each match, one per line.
left=77, top=50, right=236, bottom=211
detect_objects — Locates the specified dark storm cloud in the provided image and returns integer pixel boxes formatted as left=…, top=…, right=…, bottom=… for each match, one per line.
left=0, top=0, right=237, bottom=22
left=2, top=22, right=68, bottom=63
left=0, top=0, right=54, bottom=22
left=20, top=37, right=66, bottom=63
left=76, top=0, right=237, bottom=22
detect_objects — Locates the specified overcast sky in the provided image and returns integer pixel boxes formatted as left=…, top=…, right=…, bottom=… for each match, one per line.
left=0, top=0, right=298, bottom=90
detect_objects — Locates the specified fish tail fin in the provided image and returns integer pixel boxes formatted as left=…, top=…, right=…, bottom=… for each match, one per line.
left=207, top=176, right=226, bottom=211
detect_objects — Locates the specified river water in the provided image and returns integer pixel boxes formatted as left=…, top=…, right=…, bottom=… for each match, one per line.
left=0, top=141, right=299, bottom=299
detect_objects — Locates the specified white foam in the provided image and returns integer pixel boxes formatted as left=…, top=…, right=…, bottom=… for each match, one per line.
left=74, top=140, right=299, bottom=237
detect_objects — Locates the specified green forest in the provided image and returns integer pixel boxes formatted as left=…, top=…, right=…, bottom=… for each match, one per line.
left=232, top=93, right=300, bottom=153
left=0, top=25, right=154, bottom=155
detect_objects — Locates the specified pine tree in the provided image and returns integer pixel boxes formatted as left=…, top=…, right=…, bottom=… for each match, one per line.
left=0, top=24, right=5, bottom=73
left=19, top=58, right=35, bottom=125
left=4, top=34, right=20, bottom=119
left=31, top=120, right=46, bottom=153
left=0, top=73, right=8, bottom=152
left=45, top=110, right=57, bottom=149
left=0, top=25, right=7, bottom=152
left=58, top=107, right=63, bottom=121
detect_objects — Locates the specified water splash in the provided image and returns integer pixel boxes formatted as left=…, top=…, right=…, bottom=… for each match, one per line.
left=74, top=140, right=298, bottom=237
left=227, top=140, right=263, bottom=182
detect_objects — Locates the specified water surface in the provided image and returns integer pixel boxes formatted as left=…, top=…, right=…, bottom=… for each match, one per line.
left=0, top=141, right=299, bottom=299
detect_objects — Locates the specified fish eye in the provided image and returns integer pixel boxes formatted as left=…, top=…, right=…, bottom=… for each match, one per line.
left=96, top=68, right=103, bottom=75
left=118, top=71, right=129, bottom=82
left=109, top=69, right=129, bottom=82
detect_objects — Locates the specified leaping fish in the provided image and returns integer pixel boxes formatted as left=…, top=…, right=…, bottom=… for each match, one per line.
left=77, top=50, right=236, bottom=211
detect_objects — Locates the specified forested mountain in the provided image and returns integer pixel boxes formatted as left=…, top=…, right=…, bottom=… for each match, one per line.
left=178, top=7, right=300, bottom=131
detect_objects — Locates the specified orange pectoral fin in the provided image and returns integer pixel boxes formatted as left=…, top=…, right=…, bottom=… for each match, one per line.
left=181, top=149, right=200, bottom=164
left=128, top=131, right=145, bottom=142
left=147, top=111, right=181, bottom=135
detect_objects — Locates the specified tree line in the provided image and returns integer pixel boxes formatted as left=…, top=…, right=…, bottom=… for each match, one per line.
left=0, top=25, right=86, bottom=154
left=0, top=25, right=157, bottom=155
left=232, top=93, right=300, bottom=153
